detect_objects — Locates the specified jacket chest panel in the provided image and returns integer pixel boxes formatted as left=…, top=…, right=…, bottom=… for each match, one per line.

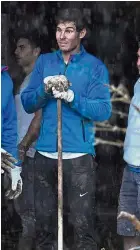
left=43, top=62, right=89, bottom=95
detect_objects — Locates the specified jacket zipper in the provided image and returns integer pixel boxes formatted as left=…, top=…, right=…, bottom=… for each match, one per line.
left=64, top=63, right=69, bottom=74
left=56, top=60, right=70, bottom=151
left=82, top=120, right=85, bottom=142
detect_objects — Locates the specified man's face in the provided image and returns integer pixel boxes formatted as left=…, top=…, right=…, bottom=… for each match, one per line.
left=137, top=48, right=140, bottom=74
left=15, top=38, right=37, bottom=67
left=56, top=22, right=85, bottom=53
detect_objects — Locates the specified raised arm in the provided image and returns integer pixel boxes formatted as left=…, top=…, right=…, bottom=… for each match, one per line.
left=18, top=110, right=42, bottom=161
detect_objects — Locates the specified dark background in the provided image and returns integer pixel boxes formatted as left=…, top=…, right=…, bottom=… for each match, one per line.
left=1, top=1, right=140, bottom=249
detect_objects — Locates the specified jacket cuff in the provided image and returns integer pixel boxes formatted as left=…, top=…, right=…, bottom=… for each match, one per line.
left=36, top=83, right=52, bottom=100
left=70, top=93, right=80, bottom=110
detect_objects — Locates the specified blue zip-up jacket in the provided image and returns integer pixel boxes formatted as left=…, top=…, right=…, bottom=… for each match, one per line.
left=123, top=77, right=140, bottom=167
left=21, top=45, right=112, bottom=155
left=1, top=66, right=18, bottom=158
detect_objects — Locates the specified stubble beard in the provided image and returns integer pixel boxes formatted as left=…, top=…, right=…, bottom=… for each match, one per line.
left=61, top=44, right=80, bottom=55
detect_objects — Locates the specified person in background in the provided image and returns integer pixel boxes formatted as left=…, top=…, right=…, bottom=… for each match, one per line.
left=14, top=32, right=42, bottom=250
left=117, top=45, right=140, bottom=250
left=21, top=8, right=112, bottom=250
left=1, top=65, right=22, bottom=250
left=1, top=65, right=22, bottom=199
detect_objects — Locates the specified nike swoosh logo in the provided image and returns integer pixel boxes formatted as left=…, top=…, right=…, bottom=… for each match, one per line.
left=80, top=192, right=88, bottom=197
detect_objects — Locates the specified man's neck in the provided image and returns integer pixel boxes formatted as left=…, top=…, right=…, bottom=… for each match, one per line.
left=23, top=62, right=35, bottom=76
left=62, top=44, right=81, bottom=64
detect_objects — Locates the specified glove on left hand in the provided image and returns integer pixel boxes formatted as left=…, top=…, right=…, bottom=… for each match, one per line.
left=5, top=166, right=22, bottom=200
left=1, top=148, right=17, bottom=172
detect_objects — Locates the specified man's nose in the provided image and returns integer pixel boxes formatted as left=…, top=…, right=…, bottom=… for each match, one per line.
left=137, top=59, right=140, bottom=67
left=60, top=31, right=66, bottom=39
left=15, top=48, right=18, bottom=55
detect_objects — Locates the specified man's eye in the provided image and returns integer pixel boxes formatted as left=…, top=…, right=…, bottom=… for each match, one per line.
left=20, top=46, right=25, bottom=50
left=66, top=30, right=73, bottom=34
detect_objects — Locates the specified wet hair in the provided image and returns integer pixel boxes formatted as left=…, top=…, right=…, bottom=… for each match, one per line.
left=55, top=8, right=87, bottom=32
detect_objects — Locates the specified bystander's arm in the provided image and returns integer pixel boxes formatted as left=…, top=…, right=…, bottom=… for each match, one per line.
left=18, top=110, right=42, bottom=161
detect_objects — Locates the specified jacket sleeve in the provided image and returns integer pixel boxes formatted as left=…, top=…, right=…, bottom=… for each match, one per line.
left=70, top=63, right=112, bottom=121
left=21, top=54, right=52, bottom=114
left=2, top=75, right=18, bottom=159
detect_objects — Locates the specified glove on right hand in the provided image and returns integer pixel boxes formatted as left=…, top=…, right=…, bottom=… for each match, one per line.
left=1, top=148, right=17, bottom=172
left=5, top=166, right=23, bottom=200
left=44, top=75, right=71, bottom=93
left=1, top=148, right=23, bottom=200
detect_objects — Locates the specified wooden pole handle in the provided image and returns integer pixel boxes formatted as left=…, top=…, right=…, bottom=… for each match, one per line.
left=57, top=99, right=63, bottom=250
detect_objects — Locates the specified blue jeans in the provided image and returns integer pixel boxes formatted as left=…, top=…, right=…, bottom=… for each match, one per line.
left=117, top=165, right=140, bottom=236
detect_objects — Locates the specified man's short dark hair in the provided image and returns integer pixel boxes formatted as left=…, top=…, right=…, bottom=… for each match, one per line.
left=15, top=30, right=41, bottom=49
left=55, top=8, right=86, bottom=32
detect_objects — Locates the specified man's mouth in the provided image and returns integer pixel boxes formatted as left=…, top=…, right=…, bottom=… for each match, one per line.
left=59, top=42, right=67, bottom=46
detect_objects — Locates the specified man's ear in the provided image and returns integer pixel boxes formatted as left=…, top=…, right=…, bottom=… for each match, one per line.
left=79, top=28, right=86, bottom=39
left=34, top=47, right=41, bottom=57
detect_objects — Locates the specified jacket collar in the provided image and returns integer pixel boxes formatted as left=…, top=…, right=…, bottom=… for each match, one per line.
left=56, top=44, right=86, bottom=63
left=1, top=66, right=8, bottom=72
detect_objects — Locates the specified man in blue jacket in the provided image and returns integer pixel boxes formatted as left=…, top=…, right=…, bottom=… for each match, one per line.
left=1, top=66, right=23, bottom=250
left=21, top=8, right=112, bottom=250
left=1, top=66, right=22, bottom=199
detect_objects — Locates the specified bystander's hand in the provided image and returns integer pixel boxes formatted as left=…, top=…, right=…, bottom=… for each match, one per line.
left=18, top=142, right=28, bottom=162
left=1, top=148, right=17, bottom=172
left=5, top=166, right=22, bottom=200
left=1, top=148, right=23, bottom=199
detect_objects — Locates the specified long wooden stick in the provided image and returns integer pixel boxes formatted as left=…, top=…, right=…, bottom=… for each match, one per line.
left=57, top=99, right=63, bottom=250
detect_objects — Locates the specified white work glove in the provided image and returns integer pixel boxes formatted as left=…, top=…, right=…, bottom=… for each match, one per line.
left=1, top=148, right=17, bottom=172
left=44, top=75, right=70, bottom=93
left=52, top=87, right=74, bottom=103
left=1, top=148, right=22, bottom=199
left=44, top=76, right=54, bottom=93
left=5, top=166, right=22, bottom=200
